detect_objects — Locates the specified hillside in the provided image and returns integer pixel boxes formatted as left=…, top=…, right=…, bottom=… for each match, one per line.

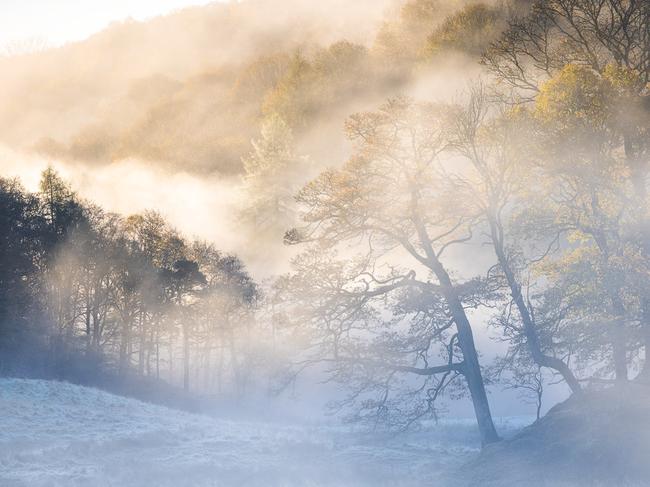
left=0, top=378, right=529, bottom=487
left=0, top=0, right=512, bottom=176
left=6, top=378, right=647, bottom=487
left=0, top=0, right=394, bottom=174
left=0, top=0, right=519, bottom=273
left=456, top=383, right=650, bottom=486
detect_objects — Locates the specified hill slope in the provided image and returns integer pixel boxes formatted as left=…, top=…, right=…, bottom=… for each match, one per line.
left=0, top=0, right=397, bottom=175
left=0, top=378, right=529, bottom=487
left=0, top=0, right=505, bottom=176
left=456, top=383, right=650, bottom=486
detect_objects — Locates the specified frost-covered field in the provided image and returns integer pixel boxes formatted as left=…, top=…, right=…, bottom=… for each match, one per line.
left=0, top=379, right=530, bottom=486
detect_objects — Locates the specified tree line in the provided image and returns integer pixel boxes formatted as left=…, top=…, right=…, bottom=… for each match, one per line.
left=0, top=168, right=273, bottom=399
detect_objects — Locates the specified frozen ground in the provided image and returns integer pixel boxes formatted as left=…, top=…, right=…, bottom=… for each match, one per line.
left=0, top=379, right=531, bottom=487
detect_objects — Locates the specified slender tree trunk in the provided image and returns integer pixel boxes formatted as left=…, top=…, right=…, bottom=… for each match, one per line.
left=591, top=224, right=629, bottom=383
left=612, top=334, right=628, bottom=383
left=623, top=134, right=649, bottom=380
left=183, top=322, right=190, bottom=392
left=168, top=339, right=173, bottom=380
left=92, top=310, right=101, bottom=352
left=228, top=328, right=242, bottom=397
left=488, top=216, right=581, bottom=393
left=84, top=301, right=92, bottom=354
left=146, top=325, right=154, bottom=377
left=634, top=218, right=650, bottom=382
left=119, top=313, right=131, bottom=377
left=638, top=299, right=650, bottom=382
left=156, top=339, right=160, bottom=380
left=204, top=327, right=212, bottom=391
left=216, top=336, right=224, bottom=394
left=155, top=320, right=160, bottom=380
left=611, top=297, right=628, bottom=383
left=138, top=308, right=145, bottom=376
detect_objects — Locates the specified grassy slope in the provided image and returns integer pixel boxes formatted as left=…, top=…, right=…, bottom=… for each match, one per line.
left=456, top=382, right=650, bottom=486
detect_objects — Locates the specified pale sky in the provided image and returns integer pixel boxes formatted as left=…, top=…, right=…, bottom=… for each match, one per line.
left=0, top=0, right=221, bottom=49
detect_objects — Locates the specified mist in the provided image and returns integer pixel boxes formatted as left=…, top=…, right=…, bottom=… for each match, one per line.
left=1, top=0, right=650, bottom=486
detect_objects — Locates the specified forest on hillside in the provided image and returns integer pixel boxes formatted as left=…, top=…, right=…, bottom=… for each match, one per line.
left=1, top=1, right=650, bottom=482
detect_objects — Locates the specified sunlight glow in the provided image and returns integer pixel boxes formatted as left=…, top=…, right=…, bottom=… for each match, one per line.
left=0, top=0, right=221, bottom=49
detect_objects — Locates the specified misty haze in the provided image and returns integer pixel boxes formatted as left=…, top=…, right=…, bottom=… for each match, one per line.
left=1, top=1, right=649, bottom=486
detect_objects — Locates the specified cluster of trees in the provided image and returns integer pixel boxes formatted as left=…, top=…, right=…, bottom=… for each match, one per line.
left=2, top=0, right=522, bottom=403
left=278, top=0, right=650, bottom=446
left=4, top=0, right=519, bottom=178
left=234, top=0, right=521, bottom=265
left=0, top=168, right=271, bottom=397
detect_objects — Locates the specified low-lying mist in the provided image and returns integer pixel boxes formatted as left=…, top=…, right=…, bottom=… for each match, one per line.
left=4, top=0, right=650, bottom=484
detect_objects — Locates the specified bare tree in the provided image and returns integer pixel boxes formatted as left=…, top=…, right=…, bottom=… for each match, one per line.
left=447, top=85, right=582, bottom=393
left=286, top=98, right=500, bottom=445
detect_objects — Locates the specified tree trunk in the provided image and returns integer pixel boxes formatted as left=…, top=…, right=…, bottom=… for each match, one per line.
left=119, top=315, right=131, bottom=377
left=488, top=216, right=582, bottom=394
left=92, top=310, right=101, bottom=352
left=612, top=328, right=628, bottom=383
left=183, top=322, right=190, bottom=392
left=84, top=302, right=92, bottom=353
left=429, top=256, right=500, bottom=446
left=637, top=299, right=650, bottom=382
left=611, top=297, right=628, bottom=383
left=138, top=309, right=145, bottom=376
left=413, top=216, right=499, bottom=446
left=216, top=337, right=224, bottom=394
left=623, top=133, right=648, bottom=380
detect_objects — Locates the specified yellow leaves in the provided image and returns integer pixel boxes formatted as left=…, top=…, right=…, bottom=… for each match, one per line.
left=565, top=229, right=590, bottom=245
left=535, top=63, right=645, bottom=136
left=535, top=243, right=605, bottom=299
left=424, top=3, right=505, bottom=58
left=245, top=113, right=294, bottom=172
left=531, top=64, right=639, bottom=181
left=603, top=64, right=642, bottom=94
left=373, top=0, right=450, bottom=63
left=535, top=64, right=609, bottom=127
left=232, top=53, right=291, bottom=102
